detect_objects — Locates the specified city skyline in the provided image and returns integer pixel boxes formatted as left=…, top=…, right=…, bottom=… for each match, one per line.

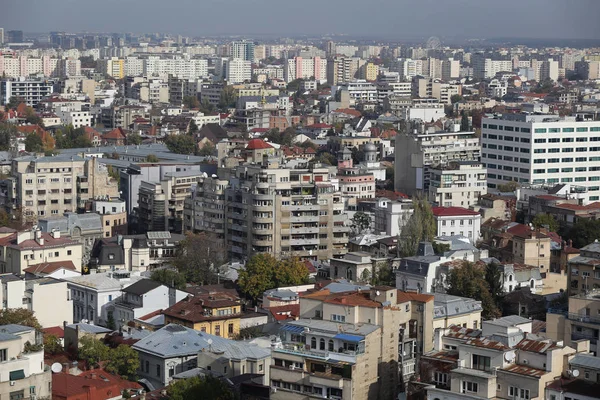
left=1, top=0, right=599, bottom=40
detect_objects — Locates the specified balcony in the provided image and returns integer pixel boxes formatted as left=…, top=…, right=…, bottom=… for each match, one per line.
left=309, top=372, right=345, bottom=389
left=290, top=215, right=319, bottom=223
left=290, top=238, right=320, bottom=246
left=274, top=343, right=358, bottom=364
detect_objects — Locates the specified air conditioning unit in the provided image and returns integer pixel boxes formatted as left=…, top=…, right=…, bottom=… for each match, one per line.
left=10, top=381, right=15, bottom=386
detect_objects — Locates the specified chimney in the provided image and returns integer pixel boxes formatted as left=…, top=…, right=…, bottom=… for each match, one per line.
left=51, top=229, right=60, bottom=239
left=35, top=230, right=44, bottom=246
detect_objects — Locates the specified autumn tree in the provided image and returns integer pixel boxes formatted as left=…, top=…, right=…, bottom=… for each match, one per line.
left=398, top=198, right=436, bottom=257
left=182, top=95, right=200, bottom=109
left=173, top=233, right=225, bottom=285
left=447, top=261, right=501, bottom=319
left=0, top=309, right=42, bottom=330
left=197, top=142, right=216, bottom=157
left=167, top=375, right=235, bottom=400
left=43, top=334, right=63, bottom=354
left=238, top=254, right=309, bottom=301
left=532, top=213, right=558, bottom=232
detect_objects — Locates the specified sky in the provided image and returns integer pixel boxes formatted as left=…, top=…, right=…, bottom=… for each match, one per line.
left=1, top=0, right=599, bottom=40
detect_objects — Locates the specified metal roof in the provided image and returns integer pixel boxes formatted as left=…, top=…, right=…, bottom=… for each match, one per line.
left=570, top=354, right=600, bottom=370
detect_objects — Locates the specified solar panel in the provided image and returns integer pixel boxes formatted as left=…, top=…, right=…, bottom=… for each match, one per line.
left=147, top=231, right=172, bottom=240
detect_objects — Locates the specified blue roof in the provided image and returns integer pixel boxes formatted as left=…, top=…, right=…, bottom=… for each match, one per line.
left=281, top=325, right=305, bottom=334
left=334, top=333, right=364, bottom=343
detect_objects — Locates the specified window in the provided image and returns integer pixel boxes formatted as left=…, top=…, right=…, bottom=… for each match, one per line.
left=0, top=349, right=6, bottom=362
left=434, top=372, right=448, bottom=385
left=228, top=323, right=234, bottom=335
left=328, top=339, right=334, bottom=351
left=563, top=128, right=575, bottom=133
left=215, top=325, right=221, bottom=336
left=534, top=128, right=546, bottom=133
left=331, top=314, right=345, bottom=322
left=156, top=365, right=161, bottom=377
left=472, top=354, right=491, bottom=372
left=319, top=338, right=325, bottom=350
left=462, top=381, right=478, bottom=394
left=311, top=337, right=316, bottom=348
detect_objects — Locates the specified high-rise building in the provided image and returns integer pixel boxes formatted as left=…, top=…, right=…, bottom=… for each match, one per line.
left=394, top=130, right=481, bottom=195
left=481, top=113, right=600, bottom=203
left=216, top=58, right=251, bottom=84
left=283, top=56, right=327, bottom=83
left=327, top=57, right=363, bottom=85
left=472, top=54, right=513, bottom=80
left=231, top=40, right=255, bottom=61
left=0, top=77, right=54, bottom=106
left=428, top=161, right=488, bottom=208
left=6, top=30, right=23, bottom=43
left=0, top=28, right=4, bottom=44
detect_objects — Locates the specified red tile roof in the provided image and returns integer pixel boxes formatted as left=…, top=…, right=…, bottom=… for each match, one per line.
left=52, top=369, right=141, bottom=399
left=162, top=294, right=241, bottom=323
left=396, top=291, right=435, bottom=303
left=246, top=138, right=273, bottom=150
left=432, top=206, right=481, bottom=217
left=103, top=127, right=127, bottom=140
left=516, top=338, right=559, bottom=353
left=268, top=304, right=300, bottom=321
left=0, top=232, right=79, bottom=250
left=43, top=326, right=65, bottom=338
left=23, top=260, right=77, bottom=275
left=333, top=108, right=361, bottom=117
left=305, top=123, right=332, bottom=129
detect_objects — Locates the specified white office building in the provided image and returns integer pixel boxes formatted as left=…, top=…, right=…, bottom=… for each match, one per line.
left=482, top=114, right=600, bottom=203
left=216, top=58, right=251, bottom=84
left=0, top=78, right=54, bottom=106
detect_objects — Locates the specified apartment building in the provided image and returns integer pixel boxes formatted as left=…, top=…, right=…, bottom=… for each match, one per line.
left=335, top=80, right=378, bottom=105
left=547, top=289, right=600, bottom=357
left=0, top=228, right=83, bottom=275
left=231, top=40, right=255, bottom=61
left=472, top=54, right=513, bottom=79
left=270, top=286, right=434, bottom=400
left=327, top=57, right=363, bottom=85
left=421, top=316, right=581, bottom=400
left=412, top=78, right=462, bottom=105
left=97, top=57, right=125, bottom=79
left=545, top=353, right=600, bottom=400
left=394, top=130, right=481, bottom=196
left=137, top=170, right=205, bottom=233
left=481, top=114, right=600, bottom=203
left=216, top=57, right=252, bottom=84
left=373, top=197, right=414, bottom=237
left=565, top=241, right=600, bottom=296
left=0, top=324, right=51, bottom=400
left=186, top=162, right=350, bottom=261
left=284, top=56, right=327, bottom=83
left=428, top=161, right=488, bottom=208
left=0, top=78, right=54, bottom=106
left=9, top=155, right=118, bottom=218
left=91, top=198, right=128, bottom=238
left=0, top=274, right=73, bottom=327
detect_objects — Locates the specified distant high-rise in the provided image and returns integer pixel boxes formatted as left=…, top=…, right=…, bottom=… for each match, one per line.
left=6, top=30, right=23, bottom=43
left=231, top=40, right=255, bottom=62
left=0, top=28, right=4, bottom=45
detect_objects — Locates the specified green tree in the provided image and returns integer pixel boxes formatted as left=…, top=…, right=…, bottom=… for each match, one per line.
left=451, top=94, right=463, bottom=104
left=398, top=198, right=436, bottom=257
left=167, top=376, right=235, bottom=400
left=532, top=213, right=558, bottom=232
left=106, top=345, right=140, bottom=381
left=127, top=133, right=142, bottom=145
left=146, top=154, right=159, bottom=162
left=447, top=261, right=501, bottom=319
left=287, top=79, right=303, bottom=92
left=485, top=262, right=505, bottom=306
left=173, top=233, right=225, bottom=285
left=432, top=242, right=450, bottom=255
left=106, top=313, right=116, bottom=331
left=563, top=219, right=600, bottom=249
left=24, top=107, right=43, bottom=127
left=182, top=95, right=200, bottom=109
left=165, top=134, right=197, bottom=155
left=497, top=181, right=519, bottom=193
left=351, top=212, right=371, bottom=235
left=5, top=96, right=23, bottom=110
left=0, top=123, right=18, bottom=151
left=218, top=86, right=237, bottom=109
left=311, top=152, right=337, bottom=166
left=238, top=254, right=309, bottom=302
left=197, top=142, right=215, bottom=157
left=78, top=336, right=110, bottom=368
left=188, top=119, right=199, bottom=135
left=0, top=309, right=41, bottom=330
left=150, top=268, right=187, bottom=290
left=43, top=334, right=63, bottom=354
left=24, top=132, right=43, bottom=153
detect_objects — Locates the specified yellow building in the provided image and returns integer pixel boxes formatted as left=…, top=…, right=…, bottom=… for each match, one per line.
left=361, top=62, right=379, bottom=81
left=162, top=294, right=242, bottom=339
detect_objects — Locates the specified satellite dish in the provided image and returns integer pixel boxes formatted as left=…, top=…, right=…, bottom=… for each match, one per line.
left=51, top=363, right=63, bottom=373
left=572, top=369, right=580, bottom=378
left=504, top=351, right=516, bottom=362
left=207, top=339, right=213, bottom=345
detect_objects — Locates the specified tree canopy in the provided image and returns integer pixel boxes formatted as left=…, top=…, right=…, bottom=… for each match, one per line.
left=562, top=219, right=600, bottom=249
left=78, top=336, right=110, bottom=368
left=182, top=95, right=200, bottom=110
left=238, top=254, right=309, bottom=301
left=351, top=212, right=371, bottom=235
left=165, top=134, right=196, bottom=155
left=0, top=309, right=41, bottom=330
left=398, top=198, right=436, bottom=257
left=150, top=268, right=187, bottom=290
left=172, top=233, right=225, bottom=285
left=105, top=344, right=140, bottom=381
left=447, top=261, right=502, bottom=319
left=24, top=132, right=44, bottom=153
left=0, top=123, right=18, bottom=151
left=532, top=213, right=558, bottom=232
left=55, top=125, right=92, bottom=149
left=167, top=376, right=235, bottom=400
left=127, top=133, right=142, bottom=145
left=197, top=142, right=216, bottom=157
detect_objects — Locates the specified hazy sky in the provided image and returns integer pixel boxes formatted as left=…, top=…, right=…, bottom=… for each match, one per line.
left=1, top=0, right=599, bottom=39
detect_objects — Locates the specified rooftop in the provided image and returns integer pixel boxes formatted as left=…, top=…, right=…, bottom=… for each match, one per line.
left=432, top=206, right=481, bottom=217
